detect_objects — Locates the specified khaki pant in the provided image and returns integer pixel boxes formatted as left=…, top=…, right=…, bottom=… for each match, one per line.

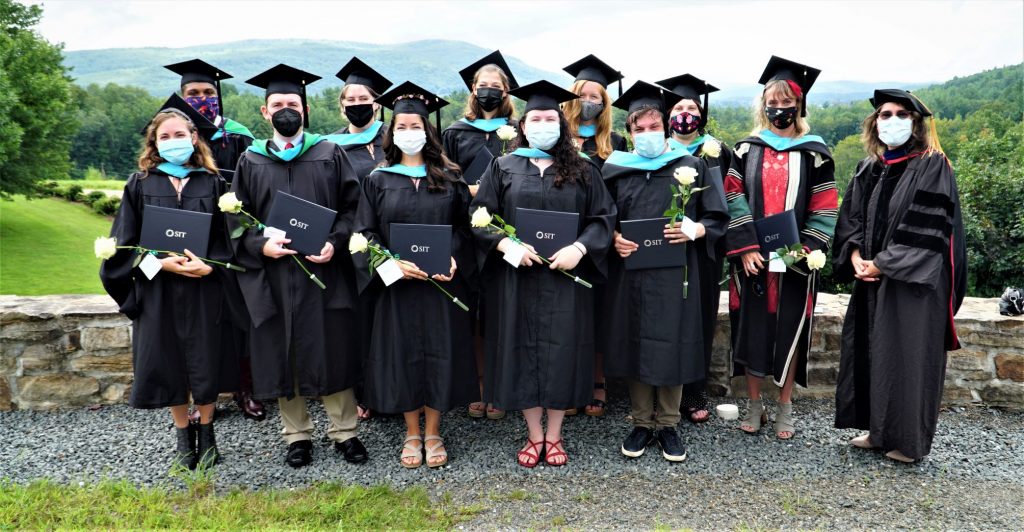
left=278, top=387, right=358, bottom=444
left=628, top=379, right=683, bottom=429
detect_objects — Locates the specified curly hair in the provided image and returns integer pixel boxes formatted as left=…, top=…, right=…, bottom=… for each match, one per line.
left=381, top=113, right=462, bottom=192
left=511, top=111, right=589, bottom=188
left=137, top=109, right=218, bottom=177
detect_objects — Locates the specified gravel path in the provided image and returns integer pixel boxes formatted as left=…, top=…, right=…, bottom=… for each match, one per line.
left=3, top=384, right=1022, bottom=529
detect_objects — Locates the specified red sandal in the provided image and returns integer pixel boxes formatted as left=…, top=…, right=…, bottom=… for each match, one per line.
left=544, top=439, right=568, bottom=467
left=517, top=438, right=545, bottom=468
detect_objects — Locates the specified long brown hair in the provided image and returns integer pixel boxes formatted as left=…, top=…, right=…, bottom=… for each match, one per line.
left=137, top=110, right=218, bottom=177
left=510, top=111, right=589, bottom=188
left=860, top=105, right=941, bottom=161
left=562, top=79, right=614, bottom=160
left=381, top=114, right=462, bottom=192
left=751, top=79, right=810, bottom=137
left=462, top=64, right=516, bottom=120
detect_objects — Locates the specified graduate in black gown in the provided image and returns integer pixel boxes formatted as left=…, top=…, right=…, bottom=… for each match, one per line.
left=470, top=81, right=616, bottom=468
left=230, top=64, right=367, bottom=468
left=602, top=81, right=729, bottom=461
left=723, top=56, right=838, bottom=440
left=442, top=50, right=519, bottom=420
left=658, top=73, right=738, bottom=423
left=165, top=58, right=265, bottom=422
left=353, top=82, right=477, bottom=469
left=833, top=89, right=966, bottom=463
left=100, top=98, right=235, bottom=470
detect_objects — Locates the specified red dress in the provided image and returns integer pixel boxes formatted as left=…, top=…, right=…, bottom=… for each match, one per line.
left=761, top=148, right=789, bottom=314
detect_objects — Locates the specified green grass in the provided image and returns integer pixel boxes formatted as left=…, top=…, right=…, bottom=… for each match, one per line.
left=0, top=479, right=476, bottom=529
left=54, top=179, right=127, bottom=190
left=0, top=195, right=113, bottom=295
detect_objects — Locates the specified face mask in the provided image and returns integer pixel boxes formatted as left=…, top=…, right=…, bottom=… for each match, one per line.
left=271, top=107, right=303, bottom=137
left=580, top=101, right=604, bottom=122
left=184, top=95, right=219, bottom=123
left=877, top=116, right=913, bottom=147
left=526, top=121, right=560, bottom=151
left=633, top=132, right=666, bottom=158
left=393, top=130, right=427, bottom=155
left=765, top=106, right=798, bottom=130
left=669, top=112, right=701, bottom=135
left=344, top=103, right=375, bottom=128
left=476, top=88, right=504, bottom=112
left=157, top=137, right=195, bottom=166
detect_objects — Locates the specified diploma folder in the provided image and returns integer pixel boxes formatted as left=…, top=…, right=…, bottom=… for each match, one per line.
left=620, top=217, right=686, bottom=270
left=139, top=205, right=212, bottom=258
left=463, top=147, right=494, bottom=184
left=389, top=223, right=452, bottom=276
left=514, top=207, right=579, bottom=259
left=754, top=209, right=801, bottom=257
left=265, top=191, right=338, bottom=257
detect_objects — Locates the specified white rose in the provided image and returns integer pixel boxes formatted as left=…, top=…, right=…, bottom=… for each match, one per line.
left=702, top=138, right=722, bottom=158
left=94, top=237, right=117, bottom=260
left=348, top=233, right=369, bottom=255
left=218, top=192, right=243, bottom=214
left=673, top=166, right=698, bottom=187
left=496, top=125, right=517, bottom=142
left=806, top=249, right=827, bottom=270
left=470, top=206, right=492, bottom=228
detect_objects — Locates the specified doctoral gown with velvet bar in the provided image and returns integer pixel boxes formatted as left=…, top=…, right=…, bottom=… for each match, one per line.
left=470, top=154, right=616, bottom=411
left=601, top=154, right=729, bottom=386
left=353, top=169, right=478, bottom=413
left=100, top=168, right=238, bottom=408
left=832, top=151, right=966, bottom=459
left=230, top=140, right=362, bottom=400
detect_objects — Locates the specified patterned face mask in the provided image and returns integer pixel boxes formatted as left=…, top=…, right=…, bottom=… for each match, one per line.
left=764, top=106, right=797, bottom=129
left=669, top=112, right=701, bottom=135
left=185, top=95, right=220, bottom=122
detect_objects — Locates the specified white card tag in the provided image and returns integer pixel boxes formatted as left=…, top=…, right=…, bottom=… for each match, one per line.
left=768, top=251, right=788, bottom=273
left=139, top=253, right=162, bottom=280
left=377, top=258, right=404, bottom=286
left=263, top=226, right=286, bottom=239
left=679, top=216, right=698, bottom=241
left=503, top=242, right=527, bottom=268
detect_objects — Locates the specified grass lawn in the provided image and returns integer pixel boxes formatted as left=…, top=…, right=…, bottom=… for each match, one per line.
left=0, top=195, right=113, bottom=295
left=54, top=179, right=127, bottom=191
left=0, top=479, right=476, bottom=529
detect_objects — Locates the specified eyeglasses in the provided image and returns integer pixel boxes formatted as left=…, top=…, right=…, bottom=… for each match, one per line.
left=878, top=110, right=912, bottom=120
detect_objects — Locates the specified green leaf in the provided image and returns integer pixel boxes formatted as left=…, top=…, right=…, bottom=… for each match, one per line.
left=230, top=225, right=246, bottom=239
left=131, top=252, right=143, bottom=268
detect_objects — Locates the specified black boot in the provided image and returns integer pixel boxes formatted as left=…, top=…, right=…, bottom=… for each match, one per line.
left=173, top=424, right=197, bottom=471
left=196, top=422, right=220, bottom=469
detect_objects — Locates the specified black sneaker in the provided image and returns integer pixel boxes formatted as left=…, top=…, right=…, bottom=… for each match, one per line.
left=656, top=427, right=687, bottom=462
left=621, top=427, right=654, bottom=458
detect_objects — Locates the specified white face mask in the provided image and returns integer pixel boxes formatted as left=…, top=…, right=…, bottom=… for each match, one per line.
left=393, top=130, right=427, bottom=155
left=525, top=121, right=560, bottom=151
left=877, top=116, right=913, bottom=147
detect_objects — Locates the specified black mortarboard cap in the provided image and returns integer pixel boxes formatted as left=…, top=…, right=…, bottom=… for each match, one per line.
left=757, top=55, right=821, bottom=116
left=458, top=50, right=519, bottom=91
left=563, top=54, right=624, bottom=96
left=869, top=88, right=932, bottom=117
left=376, top=81, right=449, bottom=131
left=140, top=93, right=219, bottom=141
left=164, top=58, right=232, bottom=87
left=335, top=57, right=393, bottom=95
left=245, top=64, right=321, bottom=128
left=611, top=80, right=666, bottom=114
left=657, top=73, right=720, bottom=128
left=509, top=80, right=578, bottom=114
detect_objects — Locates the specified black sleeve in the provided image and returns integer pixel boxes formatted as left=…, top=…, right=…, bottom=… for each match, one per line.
left=99, top=176, right=143, bottom=318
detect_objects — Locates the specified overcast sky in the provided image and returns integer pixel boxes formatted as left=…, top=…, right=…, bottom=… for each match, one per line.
left=28, top=0, right=1024, bottom=87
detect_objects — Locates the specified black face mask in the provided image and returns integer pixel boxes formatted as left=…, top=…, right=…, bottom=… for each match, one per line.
left=271, top=107, right=303, bottom=137
left=344, top=103, right=375, bottom=128
left=476, top=88, right=503, bottom=112
left=765, top=106, right=798, bottom=130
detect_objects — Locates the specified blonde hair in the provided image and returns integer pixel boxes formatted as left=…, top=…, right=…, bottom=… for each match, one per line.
left=751, top=79, right=810, bottom=137
left=860, top=104, right=942, bottom=161
left=462, top=64, right=516, bottom=120
left=137, top=110, right=218, bottom=177
left=562, top=79, right=614, bottom=160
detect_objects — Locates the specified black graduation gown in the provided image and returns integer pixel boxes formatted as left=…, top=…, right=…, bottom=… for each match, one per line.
left=353, top=170, right=478, bottom=413
left=209, top=124, right=253, bottom=185
left=442, top=117, right=515, bottom=183
left=833, top=152, right=966, bottom=459
left=331, top=124, right=389, bottom=182
left=470, top=154, right=616, bottom=410
left=724, top=137, right=839, bottom=387
left=601, top=155, right=729, bottom=386
left=100, top=169, right=238, bottom=408
left=580, top=131, right=627, bottom=167
left=230, top=139, right=362, bottom=400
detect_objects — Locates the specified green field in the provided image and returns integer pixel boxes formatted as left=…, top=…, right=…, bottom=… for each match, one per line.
left=53, top=179, right=126, bottom=191
left=0, top=196, right=113, bottom=295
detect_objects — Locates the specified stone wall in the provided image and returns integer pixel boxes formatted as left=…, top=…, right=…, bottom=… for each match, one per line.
left=2, top=293, right=1022, bottom=411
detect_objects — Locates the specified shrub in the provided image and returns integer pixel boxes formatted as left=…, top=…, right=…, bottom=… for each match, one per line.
left=85, top=190, right=107, bottom=206
left=64, top=184, right=83, bottom=202
left=92, top=196, right=121, bottom=216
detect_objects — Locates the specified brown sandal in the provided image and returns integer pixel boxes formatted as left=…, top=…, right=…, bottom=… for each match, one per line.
left=400, top=435, right=423, bottom=469
left=585, top=382, right=607, bottom=417
left=424, top=435, right=448, bottom=468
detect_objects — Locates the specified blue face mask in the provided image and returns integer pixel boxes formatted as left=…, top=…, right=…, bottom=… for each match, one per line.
left=525, top=121, right=560, bottom=151
left=633, top=132, right=666, bottom=158
left=157, top=137, right=195, bottom=166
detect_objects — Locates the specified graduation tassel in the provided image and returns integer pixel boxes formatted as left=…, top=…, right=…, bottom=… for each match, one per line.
left=435, top=109, right=441, bottom=133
